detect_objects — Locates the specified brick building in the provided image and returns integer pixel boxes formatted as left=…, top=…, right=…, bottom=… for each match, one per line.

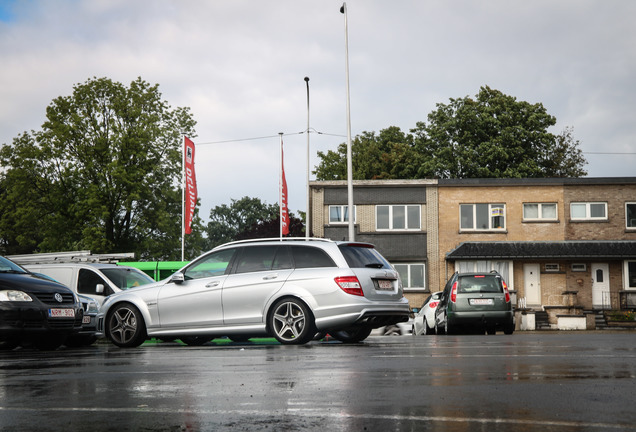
left=309, top=177, right=636, bottom=329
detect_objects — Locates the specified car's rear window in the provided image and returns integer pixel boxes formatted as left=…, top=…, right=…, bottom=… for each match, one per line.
left=338, top=245, right=391, bottom=269
left=458, top=275, right=502, bottom=293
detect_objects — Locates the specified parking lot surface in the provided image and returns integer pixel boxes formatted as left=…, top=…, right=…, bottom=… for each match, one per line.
left=1, top=332, right=635, bottom=431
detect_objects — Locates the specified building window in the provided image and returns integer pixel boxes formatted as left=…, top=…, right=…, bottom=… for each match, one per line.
left=571, top=263, right=587, bottom=272
left=329, top=205, right=355, bottom=224
left=545, top=263, right=559, bottom=272
left=570, top=202, right=607, bottom=221
left=625, top=261, right=636, bottom=290
left=376, top=205, right=421, bottom=230
left=394, top=263, right=425, bottom=291
left=455, top=260, right=513, bottom=289
left=626, top=203, right=636, bottom=229
left=523, top=203, right=557, bottom=221
left=460, top=204, right=506, bottom=231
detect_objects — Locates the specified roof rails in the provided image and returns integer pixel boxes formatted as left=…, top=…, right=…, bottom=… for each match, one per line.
left=217, top=237, right=334, bottom=248
left=7, top=250, right=135, bottom=265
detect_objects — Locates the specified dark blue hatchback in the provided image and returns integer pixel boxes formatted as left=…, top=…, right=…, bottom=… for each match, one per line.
left=0, top=256, right=83, bottom=350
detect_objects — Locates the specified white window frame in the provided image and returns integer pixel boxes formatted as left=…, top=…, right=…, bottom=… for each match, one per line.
left=570, top=202, right=608, bottom=221
left=626, top=202, right=636, bottom=229
left=545, top=263, right=560, bottom=272
left=376, top=205, right=421, bottom=231
left=393, top=262, right=426, bottom=291
left=523, top=203, right=558, bottom=221
left=328, top=205, right=356, bottom=224
left=571, top=263, right=587, bottom=272
left=624, top=260, right=636, bottom=290
left=460, top=203, right=506, bottom=231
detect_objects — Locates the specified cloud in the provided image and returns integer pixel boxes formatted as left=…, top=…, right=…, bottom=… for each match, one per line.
left=1, top=0, right=635, bottom=221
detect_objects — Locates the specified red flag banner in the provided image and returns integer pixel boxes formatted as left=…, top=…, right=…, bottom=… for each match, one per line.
left=281, top=139, right=290, bottom=236
left=184, top=137, right=197, bottom=235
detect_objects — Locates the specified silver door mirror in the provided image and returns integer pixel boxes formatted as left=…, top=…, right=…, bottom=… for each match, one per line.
left=170, top=272, right=185, bottom=284
left=95, top=284, right=104, bottom=294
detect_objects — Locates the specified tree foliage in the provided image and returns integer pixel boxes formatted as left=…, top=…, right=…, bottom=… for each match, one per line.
left=0, top=77, right=200, bottom=259
left=314, top=86, right=587, bottom=180
left=205, top=196, right=304, bottom=249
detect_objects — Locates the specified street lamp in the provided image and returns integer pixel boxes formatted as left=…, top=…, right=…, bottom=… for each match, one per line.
left=305, top=76, right=311, bottom=239
left=340, top=2, right=355, bottom=241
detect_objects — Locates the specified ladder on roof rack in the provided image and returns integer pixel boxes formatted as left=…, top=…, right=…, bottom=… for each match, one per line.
left=7, top=251, right=136, bottom=265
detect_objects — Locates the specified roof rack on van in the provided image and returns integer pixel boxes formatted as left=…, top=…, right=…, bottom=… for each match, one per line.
left=7, top=250, right=135, bottom=265
left=218, top=237, right=334, bottom=248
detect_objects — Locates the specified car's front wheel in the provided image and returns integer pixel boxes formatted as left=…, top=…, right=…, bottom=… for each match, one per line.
left=331, top=326, right=373, bottom=343
left=107, top=303, right=146, bottom=348
left=268, top=298, right=315, bottom=345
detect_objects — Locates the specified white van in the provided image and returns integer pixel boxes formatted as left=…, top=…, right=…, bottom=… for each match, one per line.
left=25, top=263, right=154, bottom=306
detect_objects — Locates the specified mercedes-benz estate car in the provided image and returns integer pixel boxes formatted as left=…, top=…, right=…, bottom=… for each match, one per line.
left=434, top=271, right=514, bottom=335
left=0, top=256, right=84, bottom=350
left=97, top=238, right=410, bottom=347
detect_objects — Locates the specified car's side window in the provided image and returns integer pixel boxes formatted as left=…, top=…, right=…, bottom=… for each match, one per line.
left=78, top=269, right=110, bottom=296
left=235, top=246, right=280, bottom=274
left=290, top=246, right=337, bottom=269
left=184, top=248, right=236, bottom=280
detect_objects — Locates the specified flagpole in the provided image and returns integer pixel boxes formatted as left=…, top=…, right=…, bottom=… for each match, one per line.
left=279, top=132, right=284, bottom=240
left=304, top=77, right=311, bottom=240
left=181, top=135, right=185, bottom=261
left=341, top=2, right=355, bottom=241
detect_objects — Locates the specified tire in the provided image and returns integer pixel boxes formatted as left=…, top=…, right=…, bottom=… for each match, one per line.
left=330, top=326, right=373, bottom=343
left=444, top=319, right=454, bottom=335
left=486, top=326, right=497, bottom=335
left=268, top=298, right=315, bottom=345
left=504, top=323, right=515, bottom=335
left=106, top=303, right=147, bottom=348
left=0, top=338, right=20, bottom=351
left=227, top=335, right=251, bottom=343
left=180, top=336, right=211, bottom=346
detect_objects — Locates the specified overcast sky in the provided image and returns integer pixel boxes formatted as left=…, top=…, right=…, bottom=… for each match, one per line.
left=1, top=0, right=635, bottom=220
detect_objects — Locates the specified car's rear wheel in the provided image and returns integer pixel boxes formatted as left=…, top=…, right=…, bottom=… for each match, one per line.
left=107, top=303, right=146, bottom=348
left=269, top=298, right=315, bottom=345
left=180, top=336, right=211, bottom=346
left=504, top=323, right=514, bottom=335
left=331, top=326, right=373, bottom=343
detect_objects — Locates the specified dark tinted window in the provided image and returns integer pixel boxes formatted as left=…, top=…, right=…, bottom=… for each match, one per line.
left=291, top=246, right=336, bottom=269
left=235, top=246, right=280, bottom=274
left=458, top=275, right=502, bottom=293
left=338, top=245, right=391, bottom=269
left=78, top=269, right=111, bottom=296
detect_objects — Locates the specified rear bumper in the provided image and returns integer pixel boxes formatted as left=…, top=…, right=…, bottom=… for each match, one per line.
left=449, top=310, right=513, bottom=327
left=315, top=297, right=411, bottom=331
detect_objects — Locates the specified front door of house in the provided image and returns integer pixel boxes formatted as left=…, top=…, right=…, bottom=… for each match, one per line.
left=592, top=263, right=610, bottom=309
left=524, top=264, right=541, bottom=307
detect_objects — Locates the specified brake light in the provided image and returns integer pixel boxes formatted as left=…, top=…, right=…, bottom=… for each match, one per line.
left=503, top=280, right=511, bottom=303
left=335, top=276, right=364, bottom=296
left=429, top=301, right=439, bottom=309
left=450, top=281, right=458, bottom=303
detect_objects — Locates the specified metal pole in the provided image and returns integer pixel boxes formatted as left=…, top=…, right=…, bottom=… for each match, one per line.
left=341, top=3, right=355, bottom=241
left=279, top=132, right=284, bottom=240
left=304, top=77, right=311, bottom=239
left=181, top=135, right=185, bottom=261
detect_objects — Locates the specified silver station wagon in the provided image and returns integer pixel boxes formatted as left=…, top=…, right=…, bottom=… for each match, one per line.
left=97, top=238, right=410, bottom=346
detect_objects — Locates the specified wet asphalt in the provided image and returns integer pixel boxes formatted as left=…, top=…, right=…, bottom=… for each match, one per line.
left=1, top=331, right=635, bottom=431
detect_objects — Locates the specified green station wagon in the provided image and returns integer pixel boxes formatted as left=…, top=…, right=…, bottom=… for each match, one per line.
left=434, top=271, right=514, bottom=335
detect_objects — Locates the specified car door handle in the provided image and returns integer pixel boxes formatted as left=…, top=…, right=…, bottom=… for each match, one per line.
left=206, top=281, right=220, bottom=288
left=263, top=274, right=278, bottom=280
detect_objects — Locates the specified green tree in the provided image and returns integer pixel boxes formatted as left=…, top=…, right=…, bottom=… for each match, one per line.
left=314, top=126, right=419, bottom=180
left=314, top=86, right=587, bottom=180
left=0, top=77, right=199, bottom=259
left=206, top=196, right=304, bottom=249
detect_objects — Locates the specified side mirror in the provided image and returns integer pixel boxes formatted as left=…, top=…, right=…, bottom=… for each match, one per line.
left=412, top=308, right=419, bottom=313
left=95, top=284, right=104, bottom=294
left=170, top=272, right=185, bottom=284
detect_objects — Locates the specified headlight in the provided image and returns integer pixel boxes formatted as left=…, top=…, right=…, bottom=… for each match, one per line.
left=0, top=290, right=33, bottom=302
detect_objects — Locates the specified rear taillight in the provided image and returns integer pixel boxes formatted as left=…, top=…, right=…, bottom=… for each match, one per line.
left=335, top=276, right=364, bottom=296
left=429, top=301, right=439, bottom=309
left=450, top=281, right=458, bottom=303
left=503, top=280, right=511, bottom=303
